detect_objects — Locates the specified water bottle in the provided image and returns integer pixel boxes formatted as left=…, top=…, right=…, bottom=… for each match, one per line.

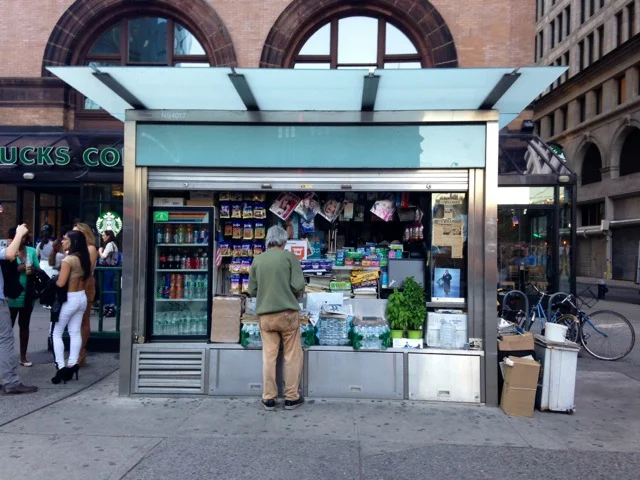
left=155, top=316, right=164, bottom=335
left=156, top=227, right=164, bottom=244
left=202, top=276, right=208, bottom=298
left=439, top=319, right=457, bottom=350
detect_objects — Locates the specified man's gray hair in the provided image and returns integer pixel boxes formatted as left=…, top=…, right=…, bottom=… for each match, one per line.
left=265, top=225, right=289, bottom=248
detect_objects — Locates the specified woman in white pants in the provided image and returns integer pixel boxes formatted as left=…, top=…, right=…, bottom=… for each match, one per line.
left=51, top=231, right=91, bottom=384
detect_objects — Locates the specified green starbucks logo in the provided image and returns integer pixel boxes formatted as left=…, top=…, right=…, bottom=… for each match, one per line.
left=96, top=211, right=123, bottom=235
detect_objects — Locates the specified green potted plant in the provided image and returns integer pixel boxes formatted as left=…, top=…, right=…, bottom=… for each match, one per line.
left=386, top=289, right=408, bottom=338
left=403, top=276, right=426, bottom=340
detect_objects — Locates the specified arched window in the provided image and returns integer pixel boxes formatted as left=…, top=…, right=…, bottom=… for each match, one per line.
left=80, top=17, right=210, bottom=110
left=581, top=143, right=602, bottom=185
left=292, top=16, right=422, bottom=69
left=619, top=128, right=640, bottom=176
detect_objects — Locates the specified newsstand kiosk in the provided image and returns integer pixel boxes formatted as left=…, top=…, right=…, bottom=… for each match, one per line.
left=49, top=66, right=565, bottom=405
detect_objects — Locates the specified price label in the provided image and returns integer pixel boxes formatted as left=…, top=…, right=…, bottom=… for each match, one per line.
left=300, top=184, right=313, bottom=189
left=154, top=211, right=169, bottom=222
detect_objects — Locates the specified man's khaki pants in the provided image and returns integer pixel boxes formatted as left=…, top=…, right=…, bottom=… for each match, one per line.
left=259, top=310, right=303, bottom=401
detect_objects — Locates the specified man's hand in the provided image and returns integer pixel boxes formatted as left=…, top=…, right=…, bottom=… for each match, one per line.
left=15, top=224, right=28, bottom=238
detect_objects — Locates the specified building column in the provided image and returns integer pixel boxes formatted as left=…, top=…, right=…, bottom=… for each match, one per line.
left=604, top=196, right=614, bottom=280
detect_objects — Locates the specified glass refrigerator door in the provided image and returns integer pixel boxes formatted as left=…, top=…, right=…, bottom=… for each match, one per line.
left=149, top=207, right=214, bottom=339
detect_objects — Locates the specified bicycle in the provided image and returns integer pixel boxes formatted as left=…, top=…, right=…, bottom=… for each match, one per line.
left=553, top=289, right=636, bottom=361
left=500, top=284, right=568, bottom=332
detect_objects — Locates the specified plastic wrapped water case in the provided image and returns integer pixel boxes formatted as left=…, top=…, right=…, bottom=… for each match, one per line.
left=426, top=312, right=468, bottom=349
left=317, top=314, right=351, bottom=346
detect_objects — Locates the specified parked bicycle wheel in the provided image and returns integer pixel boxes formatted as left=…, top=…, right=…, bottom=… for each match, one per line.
left=580, top=310, right=636, bottom=361
left=554, top=314, right=580, bottom=343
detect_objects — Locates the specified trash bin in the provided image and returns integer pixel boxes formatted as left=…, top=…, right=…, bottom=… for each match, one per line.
left=597, top=279, right=608, bottom=300
left=534, top=335, right=580, bottom=413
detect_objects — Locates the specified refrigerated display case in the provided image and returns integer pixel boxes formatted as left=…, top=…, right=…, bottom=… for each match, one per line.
left=147, top=207, right=216, bottom=340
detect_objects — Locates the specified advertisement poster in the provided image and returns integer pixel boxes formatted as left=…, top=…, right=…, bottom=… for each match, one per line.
left=370, top=199, right=396, bottom=222
left=270, top=192, right=300, bottom=221
left=294, top=192, right=321, bottom=221
left=285, top=240, right=309, bottom=260
left=432, top=219, right=464, bottom=258
left=432, top=268, right=462, bottom=301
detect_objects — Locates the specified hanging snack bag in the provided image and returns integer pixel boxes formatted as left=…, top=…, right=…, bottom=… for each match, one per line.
left=232, top=221, right=243, bottom=240
left=219, top=242, right=231, bottom=257
left=241, top=258, right=252, bottom=273
left=241, top=275, right=250, bottom=293
left=253, top=203, right=266, bottom=219
left=220, top=203, right=230, bottom=219
left=253, top=241, right=264, bottom=256
left=232, top=243, right=243, bottom=257
left=230, top=258, right=243, bottom=274
left=231, top=203, right=242, bottom=219
left=223, top=221, right=233, bottom=237
left=219, top=192, right=231, bottom=201
left=244, top=193, right=254, bottom=201
left=254, top=221, right=266, bottom=239
left=231, top=192, right=243, bottom=202
left=252, top=192, right=266, bottom=202
left=243, top=221, right=254, bottom=240
left=243, top=203, right=253, bottom=219
left=230, top=274, right=241, bottom=294
left=241, top=241, right=253, bottom=257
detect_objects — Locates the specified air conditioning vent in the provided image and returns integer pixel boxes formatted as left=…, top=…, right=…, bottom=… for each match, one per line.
left=134, top=348, right=205, bottom=394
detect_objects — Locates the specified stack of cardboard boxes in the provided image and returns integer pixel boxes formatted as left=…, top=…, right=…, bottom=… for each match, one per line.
left=498, top=332, right=541, bottom=417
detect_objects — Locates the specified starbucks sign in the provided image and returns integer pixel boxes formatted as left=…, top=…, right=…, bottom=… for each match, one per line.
left=0, top=146, right=122, bottom=167
left=96, top=211, right=123, bottom=235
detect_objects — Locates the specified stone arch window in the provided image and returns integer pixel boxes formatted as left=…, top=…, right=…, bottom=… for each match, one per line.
left=79, top=17, right=210, bottom=110
left=619, top=128, right=640, bottom=176
left=261, top=0, right=457, bottom=68
left=293, top=17, right=422, bottom=69
left=581, top=143, right=603, bottom=185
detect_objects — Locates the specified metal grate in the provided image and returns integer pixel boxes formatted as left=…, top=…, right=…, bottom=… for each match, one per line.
left=134, top=348, right=205, bottom=394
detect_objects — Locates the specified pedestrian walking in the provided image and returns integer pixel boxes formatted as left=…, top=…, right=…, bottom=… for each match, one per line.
left=0, top=224, right=38, bottom=395
left=248, top=226, right=306, bottom=411
left=51, top=231, right=91, bottom=384
left=73, top=223, right=98, bottom=366
left=36, top=225, right=55, bottom=278
left=6, top=226, right=40, bottom=367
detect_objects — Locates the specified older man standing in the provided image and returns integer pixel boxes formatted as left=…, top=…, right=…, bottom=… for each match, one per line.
left=248, top=226, right=306, bottom=411
left=1, top=224, right=38, bottom=394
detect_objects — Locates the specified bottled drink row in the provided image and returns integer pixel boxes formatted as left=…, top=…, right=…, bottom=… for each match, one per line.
left=158, top=273, right=209, bottom=299
left=156, top=224, right=210, bottom=244
left=158, top=249, right=208, bottom=270
left=155, top=309, right=208, bottom=336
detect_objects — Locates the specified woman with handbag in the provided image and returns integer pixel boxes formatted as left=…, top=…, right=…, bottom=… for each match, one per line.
left=51, top=230, right=91, bottom=384
left=73, top=224, right=98, bottom=366
left=6, top=227, right=40, bottom=367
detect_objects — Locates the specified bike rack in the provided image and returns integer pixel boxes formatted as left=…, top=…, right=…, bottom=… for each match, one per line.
left=501, top=290, right=529, bottom=325
left=547, top=292, right=571, bottom=321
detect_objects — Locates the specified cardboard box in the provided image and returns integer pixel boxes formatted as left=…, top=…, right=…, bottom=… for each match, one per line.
left=500, top=356, right=541, bottom=417
left=498, top=332, right=534, bottom=352
left=211, top=296, right=243, bottom=343
left=186, top=199, right=214, bottom=206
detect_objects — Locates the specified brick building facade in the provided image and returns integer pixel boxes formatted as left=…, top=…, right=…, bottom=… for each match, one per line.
left=0, top=0, right=535, bottom=239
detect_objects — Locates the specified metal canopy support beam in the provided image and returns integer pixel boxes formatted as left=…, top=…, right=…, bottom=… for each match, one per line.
left=361, top=74, right=380, bottom=111
left=478, top=72, right=521, bottom=110
left=92, top=72, right=146, bottom=110
left=228, top=73, right=259, bottom=111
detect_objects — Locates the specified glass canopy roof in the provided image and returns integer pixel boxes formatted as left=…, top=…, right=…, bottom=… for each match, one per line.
left=48, top=66, right=565, bottom=127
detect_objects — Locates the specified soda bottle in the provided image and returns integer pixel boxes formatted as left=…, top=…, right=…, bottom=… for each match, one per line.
left=159, top=250, right=167, bottom=269
left=192, top=253, right=199, bottom=270
left=199, top=227, right=208, bottom=244
left=156, top=227, right=163, bottom=244
left=172, top=225, right=179, bottom=244
left=180, top=252, right=187, bottom=270
left=167, top=251, right=174, bottom=270
left=177, top=224, right=185, bottom=244
left=162, top=284, right=170, bottom=299
left=183, top=275, right=191, bottom=299
left=176, top=276, right=184, bottom=299
left=186, top=225, right=194, bottom=244
left=200, top=252, right=208, bottom=270
left=164, top=225, right=172, bottom=244
left=157, top=285, right=163, bottom=299
left=173, top=250, right=180, bottom=269
left=192, top=226, right=199, bottom=244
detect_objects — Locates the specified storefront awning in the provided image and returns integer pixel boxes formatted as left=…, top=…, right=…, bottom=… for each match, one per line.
left=47, top=66, right=565, bottom=128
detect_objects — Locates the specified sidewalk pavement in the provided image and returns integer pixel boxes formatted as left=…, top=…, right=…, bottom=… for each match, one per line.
left=1, top=301, right=639, bottom=479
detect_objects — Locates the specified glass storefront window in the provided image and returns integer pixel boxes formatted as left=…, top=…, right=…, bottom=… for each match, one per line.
left=430, top=193, right=467, bottom=302
left=498, top=207, right=554, bottom=292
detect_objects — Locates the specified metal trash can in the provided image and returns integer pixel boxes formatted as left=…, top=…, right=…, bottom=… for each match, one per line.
left=534, top=334, right=580, bottom=413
